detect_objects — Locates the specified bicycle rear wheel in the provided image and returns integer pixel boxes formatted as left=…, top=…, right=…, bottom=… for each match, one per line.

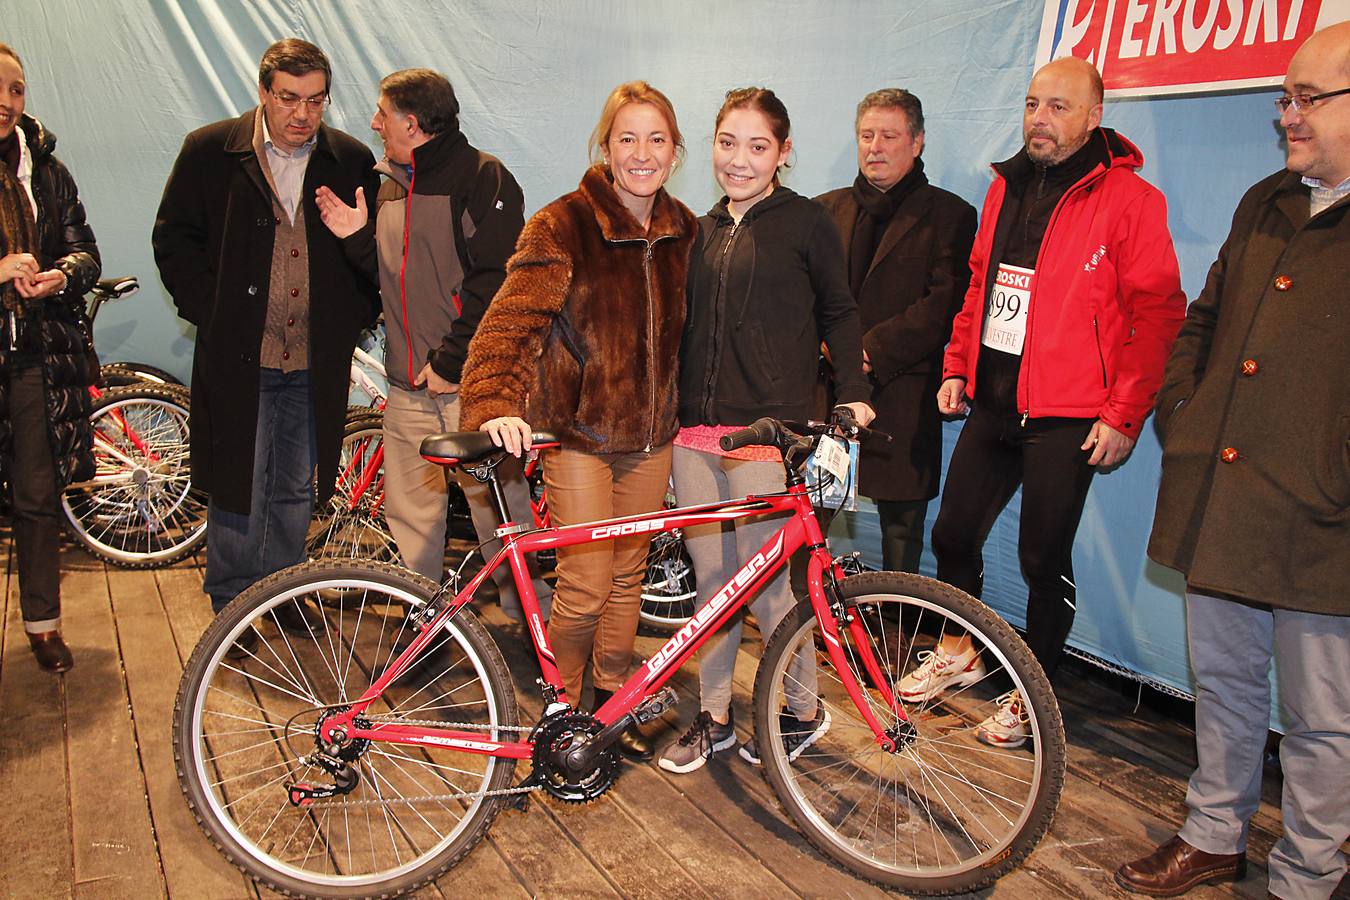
left=61, top=384, right=207, bottom=568
left=753, top=571, right=1064, bottom=894
left=174, top=560, right=519, bottom=898
left=307, top=417, right=398, bottom=564
left=100, top=361, right=184, bottom=388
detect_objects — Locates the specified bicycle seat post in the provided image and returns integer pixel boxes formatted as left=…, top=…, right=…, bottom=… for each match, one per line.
left=486, top=463, right=514, bottom=527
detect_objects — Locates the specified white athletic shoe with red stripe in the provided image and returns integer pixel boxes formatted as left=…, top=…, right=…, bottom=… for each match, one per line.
left=897, top=645, right=986, bottom=703
left=975, top=690, right=1029, bottom=748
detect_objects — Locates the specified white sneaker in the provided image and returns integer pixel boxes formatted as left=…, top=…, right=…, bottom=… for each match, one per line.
left=897, top=646, right=987, bottom=702
left=975, top=691, right=1029, bottom=748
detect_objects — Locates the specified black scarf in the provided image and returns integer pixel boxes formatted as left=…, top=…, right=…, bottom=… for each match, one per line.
left=848, top=158, right=925, bottom=295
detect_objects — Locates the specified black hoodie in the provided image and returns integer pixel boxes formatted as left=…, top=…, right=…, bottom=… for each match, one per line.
left=679, top=186, right=869, bottom=427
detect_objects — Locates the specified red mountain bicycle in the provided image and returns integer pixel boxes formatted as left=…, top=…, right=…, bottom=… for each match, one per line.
left=174, top=415, right=1064, bottom=897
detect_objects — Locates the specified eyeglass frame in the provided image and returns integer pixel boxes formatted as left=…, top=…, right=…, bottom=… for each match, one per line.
left=1275, top=87, right=1350, bottom=115
left=267, top=89, right=331, bottom=112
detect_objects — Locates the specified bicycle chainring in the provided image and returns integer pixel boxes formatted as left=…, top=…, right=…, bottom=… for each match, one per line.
left=529, top=710, right=618, bottom=804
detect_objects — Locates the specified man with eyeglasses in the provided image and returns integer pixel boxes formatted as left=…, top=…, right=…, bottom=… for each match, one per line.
left=1116, top=22, right=1350, bottom=900
left=152, top=39, right=380, bottom=625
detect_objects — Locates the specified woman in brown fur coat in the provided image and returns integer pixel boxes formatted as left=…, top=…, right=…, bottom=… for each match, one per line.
left=459, top=81, right=696, bottom=759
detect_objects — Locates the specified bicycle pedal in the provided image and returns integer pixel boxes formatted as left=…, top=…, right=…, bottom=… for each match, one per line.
left=632, top=687, right=678, bottom=724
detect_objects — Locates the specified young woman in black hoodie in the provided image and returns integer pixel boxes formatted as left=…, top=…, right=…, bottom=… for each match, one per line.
left=658, top=87, right=874, bottom=774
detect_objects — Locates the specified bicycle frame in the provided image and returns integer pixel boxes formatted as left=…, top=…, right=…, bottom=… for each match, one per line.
left=316, top=475, right=908, bottom=759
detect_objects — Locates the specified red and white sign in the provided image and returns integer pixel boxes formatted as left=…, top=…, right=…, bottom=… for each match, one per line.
left=1036, top=0, right=1350, bottom=97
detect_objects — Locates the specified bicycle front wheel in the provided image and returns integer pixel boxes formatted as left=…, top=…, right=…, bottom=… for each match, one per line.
left=61, top=384, right=207, bottom=568
left=753, top=571, right=1064, bottom=894
left=174, top=560, right=519, bottom=898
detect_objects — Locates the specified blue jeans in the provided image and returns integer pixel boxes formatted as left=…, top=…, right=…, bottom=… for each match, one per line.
left=204, top=368, right=317, bottom=612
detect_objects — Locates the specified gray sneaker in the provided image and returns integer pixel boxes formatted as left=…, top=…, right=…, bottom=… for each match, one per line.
left=658, top=710, right=737, bottom=774
left=739, top=707, right=832, bottom=766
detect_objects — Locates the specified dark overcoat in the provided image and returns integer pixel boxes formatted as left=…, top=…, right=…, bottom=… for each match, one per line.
left=816, top=176, right=977, bottom=501
left=1148, top=170, right=1349, bottom=615
left=152, top=110, right=380, bottom=514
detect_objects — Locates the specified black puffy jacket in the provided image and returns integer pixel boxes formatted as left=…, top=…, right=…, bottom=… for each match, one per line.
left=0, top=115, right=101, bottom=491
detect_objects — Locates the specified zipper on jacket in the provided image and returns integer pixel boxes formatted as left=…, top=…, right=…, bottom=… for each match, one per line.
left=399, top=154, right=418, bottom=388
left=613, top=232, right=677, bottom=451
left=1017, top=163, right=1108, bottom=426
left=1091, top=314, right=1107, bottom=389
left=643, top=241, right=656, bottom=451
left=702, top=220, right=741, bottom=422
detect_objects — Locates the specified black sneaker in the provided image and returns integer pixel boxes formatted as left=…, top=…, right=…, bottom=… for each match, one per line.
left=739, top=707, right=832, bottom=766
left=224, top=625, right=261, bottom=661
left=657, top=710, right=737, bottom=774
left=272, top=600, right=325, bottom=637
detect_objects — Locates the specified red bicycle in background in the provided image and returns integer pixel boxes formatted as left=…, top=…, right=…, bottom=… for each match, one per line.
left=175, top=414, right=1064, bottom=898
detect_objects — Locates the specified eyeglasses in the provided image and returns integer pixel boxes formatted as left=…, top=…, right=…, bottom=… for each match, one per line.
left=268, top=90, right=330, bottom=112
left=1275, top=87, right=1350, bottom=115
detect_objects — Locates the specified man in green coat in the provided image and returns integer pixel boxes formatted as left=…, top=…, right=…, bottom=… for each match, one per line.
left=1116, top=22, right=1350, bottom=900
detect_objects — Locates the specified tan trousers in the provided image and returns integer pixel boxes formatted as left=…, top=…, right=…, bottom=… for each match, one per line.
left=543, top=444, right=672, bottom=699
left=382, top=385, right=551, bottom=616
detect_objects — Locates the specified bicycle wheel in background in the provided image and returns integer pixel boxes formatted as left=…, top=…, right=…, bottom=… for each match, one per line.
left=99, top=361, right=184, bottom=388
left=639, top=528, right=696, bottom=632
left=753, top=570, right=1064, bottom=894
left=174, top=560, right=519, bottom=897
left=306, top=416, right=398, bottom=564
left=62, top=384, right=207, bottom=568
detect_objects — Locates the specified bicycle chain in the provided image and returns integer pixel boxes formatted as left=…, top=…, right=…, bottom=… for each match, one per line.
left=296, top=715, right=539, bottom=809
left=300, top=781, right=540, bottom=809
left=360, top=715, right=533, bottom=733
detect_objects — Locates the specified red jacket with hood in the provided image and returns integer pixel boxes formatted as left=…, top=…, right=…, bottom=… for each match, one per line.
left=942, top=129, right=1185, bottom=439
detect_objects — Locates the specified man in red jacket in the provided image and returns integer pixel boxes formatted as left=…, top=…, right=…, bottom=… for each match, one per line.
left=897, top=57, right=1185, bottom=747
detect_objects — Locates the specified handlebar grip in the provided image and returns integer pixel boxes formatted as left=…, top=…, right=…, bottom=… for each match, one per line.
left=719, top=417, right=780, bottom=452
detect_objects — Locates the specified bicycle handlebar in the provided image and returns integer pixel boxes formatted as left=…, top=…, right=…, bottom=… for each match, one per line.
left=719, top=409, right=890, bottom=455
left=719, top=418, right=782, bottom=452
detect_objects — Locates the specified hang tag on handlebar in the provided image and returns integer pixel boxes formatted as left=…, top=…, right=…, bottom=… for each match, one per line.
left=806, top=436, right=858, bottom=511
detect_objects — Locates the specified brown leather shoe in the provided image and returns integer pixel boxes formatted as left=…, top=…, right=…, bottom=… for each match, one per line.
left=1115, top=836, right=1246, bottom=896
left=27, top=630, right=75, bottom=673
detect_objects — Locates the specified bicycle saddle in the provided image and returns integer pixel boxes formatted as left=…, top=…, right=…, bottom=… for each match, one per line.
left=93, top=276, right=139, bottom=298
left=420, top=430, right=560, bottom=466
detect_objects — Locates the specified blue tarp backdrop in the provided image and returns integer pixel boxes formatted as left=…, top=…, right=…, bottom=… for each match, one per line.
left=7, top=1, right=1307, bottom=718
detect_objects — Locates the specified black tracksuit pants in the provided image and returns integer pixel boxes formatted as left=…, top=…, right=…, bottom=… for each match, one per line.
left=931, top=405, right=1097, bottom=679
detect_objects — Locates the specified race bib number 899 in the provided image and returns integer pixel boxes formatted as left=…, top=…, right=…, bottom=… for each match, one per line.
left=981, top=263, right=1033, bottom=355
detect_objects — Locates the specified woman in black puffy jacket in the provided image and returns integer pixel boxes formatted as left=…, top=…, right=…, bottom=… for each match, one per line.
left=0, top=44, right=101, bottom=672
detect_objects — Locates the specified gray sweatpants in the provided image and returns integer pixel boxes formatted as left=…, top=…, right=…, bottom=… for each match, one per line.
left=672, top=446, right=816, bottom=722
left=1179, top=591, right=1349, bottom=900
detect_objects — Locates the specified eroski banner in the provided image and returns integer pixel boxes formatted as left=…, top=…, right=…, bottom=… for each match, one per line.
left=1037, top=0, right=1350, bottom=96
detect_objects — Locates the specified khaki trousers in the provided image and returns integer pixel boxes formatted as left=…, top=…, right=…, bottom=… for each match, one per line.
left=543, top=444, right=672, bottom=699
left=382, top=385, right=551, bottom=616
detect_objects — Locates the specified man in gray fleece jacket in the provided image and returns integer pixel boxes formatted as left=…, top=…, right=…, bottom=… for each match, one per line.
left=318, top=67, right=549, bottom=616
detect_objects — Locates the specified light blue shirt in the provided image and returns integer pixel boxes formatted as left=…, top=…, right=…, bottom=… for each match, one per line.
left=260, top=117, right=316, bottom=224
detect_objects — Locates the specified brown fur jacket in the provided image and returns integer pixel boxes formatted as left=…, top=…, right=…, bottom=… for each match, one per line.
left=460, top=165, right=696, bottom=454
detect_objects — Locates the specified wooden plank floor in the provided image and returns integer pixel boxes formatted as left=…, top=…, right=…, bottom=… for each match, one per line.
left=1, top=528, right=1346, bottom=900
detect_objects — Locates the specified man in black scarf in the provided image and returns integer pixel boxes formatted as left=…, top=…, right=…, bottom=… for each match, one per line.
left=815, top=90, right=977, bottom=574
